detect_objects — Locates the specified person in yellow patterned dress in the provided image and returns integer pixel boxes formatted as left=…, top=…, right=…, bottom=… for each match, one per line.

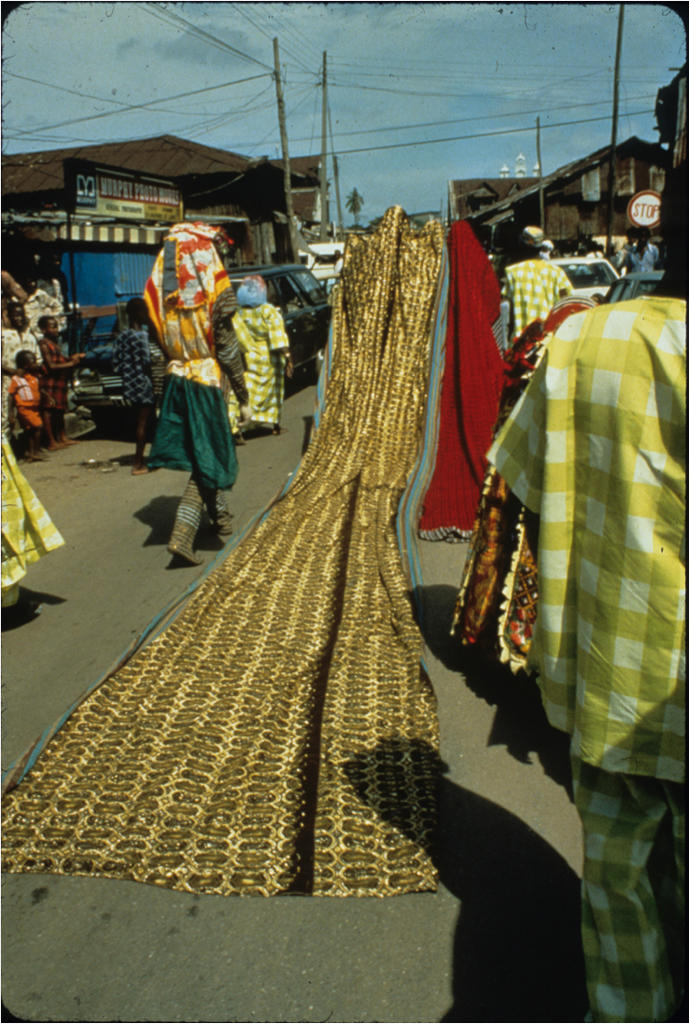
left=502, top=225, right=572, bottom=344
left=2, top=434, right=64, bottom=614
left=228, top=275, right=293, bottom=436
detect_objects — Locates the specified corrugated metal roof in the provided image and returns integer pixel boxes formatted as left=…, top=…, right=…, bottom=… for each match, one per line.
left=2, top=134, right=251, bottom=196
left=450, top=177, right=539, bottom=203
left=270, top=155, right=321, bottom=180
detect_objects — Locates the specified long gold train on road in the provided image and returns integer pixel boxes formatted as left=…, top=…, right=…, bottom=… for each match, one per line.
left=2, top=207, right=445, bottom=898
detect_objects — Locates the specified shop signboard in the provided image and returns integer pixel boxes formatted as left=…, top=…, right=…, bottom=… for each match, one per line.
left=65, top=158, right=183, bottom=223
left=626, top=189, right=661, bottom=229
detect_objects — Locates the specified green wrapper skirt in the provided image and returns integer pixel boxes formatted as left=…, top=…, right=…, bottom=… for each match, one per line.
left=148, top=375, right=238, bottom=490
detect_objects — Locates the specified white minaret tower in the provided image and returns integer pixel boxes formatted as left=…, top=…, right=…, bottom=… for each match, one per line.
left=515, top=152, right=527, bottom=178
left=499, top=163, right=510, bottom=179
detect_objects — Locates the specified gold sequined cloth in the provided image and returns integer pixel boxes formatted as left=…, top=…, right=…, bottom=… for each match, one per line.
left=2, top=208, right=444, bottom=897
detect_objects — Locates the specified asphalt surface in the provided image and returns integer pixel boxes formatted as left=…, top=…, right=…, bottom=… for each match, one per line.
left=2, top=381, right=587, bottom=1023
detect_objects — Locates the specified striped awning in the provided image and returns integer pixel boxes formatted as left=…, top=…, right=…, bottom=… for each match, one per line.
left=57, top=222, right=167, bottom=244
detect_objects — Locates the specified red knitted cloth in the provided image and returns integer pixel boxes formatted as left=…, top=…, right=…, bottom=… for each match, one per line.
left=419, top=221, right=505, bottom=539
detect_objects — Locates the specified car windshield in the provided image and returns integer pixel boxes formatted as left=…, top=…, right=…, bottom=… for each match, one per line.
left=291, top=269, right=327, bottom=305
left=559, top=261, right=617, bottom=287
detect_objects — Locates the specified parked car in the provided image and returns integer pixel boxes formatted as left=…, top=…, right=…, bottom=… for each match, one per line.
left=72, top=265, right=331, bottom=431
left=603, top=270, right=665, bottom=303
left=551, top=256, right=619, bottom=301
left=228, top=263, right=331, bottom=382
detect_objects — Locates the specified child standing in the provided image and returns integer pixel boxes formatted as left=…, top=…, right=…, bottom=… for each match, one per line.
left=112, top=297, right=155, bottom=474
left=37, top=315, right=84, bottom=449
left=8, top=350, right=46, bottom=461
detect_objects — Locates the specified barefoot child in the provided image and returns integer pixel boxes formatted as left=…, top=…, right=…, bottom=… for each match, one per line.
left=37, top=315, right=84, bottom=449
left=8, top=350, right=47, bottom=461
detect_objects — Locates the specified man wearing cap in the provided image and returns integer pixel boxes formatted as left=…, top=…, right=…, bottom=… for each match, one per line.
left=502, top=225, right=572, bottom=344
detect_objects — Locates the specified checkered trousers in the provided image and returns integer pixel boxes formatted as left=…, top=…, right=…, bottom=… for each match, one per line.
left=489, top=297, right=686, bottom=781
left=572, top=757, right=685, bottom=1022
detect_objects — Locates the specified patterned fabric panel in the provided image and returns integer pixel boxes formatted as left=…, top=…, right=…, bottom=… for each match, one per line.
left=2, top=207, right=444, bottom=898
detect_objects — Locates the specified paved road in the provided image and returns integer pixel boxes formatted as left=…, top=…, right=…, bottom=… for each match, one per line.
left=2, top=382, right=587, bottom=1023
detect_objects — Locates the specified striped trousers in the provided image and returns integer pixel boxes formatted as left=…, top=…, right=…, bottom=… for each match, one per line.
left=169, top=475, right=233, bottom=559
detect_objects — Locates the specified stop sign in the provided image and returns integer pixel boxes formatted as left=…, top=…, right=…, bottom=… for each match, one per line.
left=627, top=190, right=661, bottom=228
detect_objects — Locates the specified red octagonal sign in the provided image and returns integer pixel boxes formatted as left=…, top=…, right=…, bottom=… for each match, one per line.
left=627, top=189, right=661, bottom=228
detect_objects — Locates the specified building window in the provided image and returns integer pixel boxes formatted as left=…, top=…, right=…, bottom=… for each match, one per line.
left=649, top=165, right=666, bottom=192
left=581, top=169, right=601, bottom=202
left=616, top=157, right=635, bottom=196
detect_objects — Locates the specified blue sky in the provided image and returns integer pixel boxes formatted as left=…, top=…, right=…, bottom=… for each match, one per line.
left=2, top=2, right=685, bottom=222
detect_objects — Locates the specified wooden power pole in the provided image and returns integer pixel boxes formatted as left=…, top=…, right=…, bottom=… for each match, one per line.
left=536, top=117, right=545, bottom=230
left=319, top=51, right=329, bottom=241
left=273, top=37, right=299, bottom=262
left=606, top=5, right=625, bottom=254
left=328, top=103, right=344, bottom=240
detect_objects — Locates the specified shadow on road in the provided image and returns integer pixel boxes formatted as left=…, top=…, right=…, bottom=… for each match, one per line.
left=1, top=587, right=66, bottom=631
left=133, top=495, right=184, bottom=546
left=414, top=582, right=573, bottom=797
left=344, top=739, right=588, bottom=1023
left=301, top=414, right=314, bottom=455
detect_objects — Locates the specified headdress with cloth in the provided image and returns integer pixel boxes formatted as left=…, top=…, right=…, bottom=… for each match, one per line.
left=144, top=222, right=231, bottom=385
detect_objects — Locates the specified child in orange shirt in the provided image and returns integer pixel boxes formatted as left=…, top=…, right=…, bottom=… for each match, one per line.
left=9, top=349, right=48, bottom=461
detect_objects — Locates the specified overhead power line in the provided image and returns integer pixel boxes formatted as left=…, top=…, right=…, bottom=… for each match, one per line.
left=228, top=3, right=315, bottom=74
left=6, top=72, right=272, bottom=138
left=328, top=110, right=654, bottom=157
left=290, top=94, right=656, bottom=144
left=142, top=2, right=272, bottom=71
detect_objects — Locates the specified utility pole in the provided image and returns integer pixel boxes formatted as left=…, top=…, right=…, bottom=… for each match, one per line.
left=536, top=117, right=545, bottom=231
left=606, top=5, right=625, bottom=254
left=273, top=37, right=298, bottom=262
left=328, top=104, right=344, bottom=239
left=319, top=51, right=329, bottom=241
left=332, top=155, right=344, bottom=241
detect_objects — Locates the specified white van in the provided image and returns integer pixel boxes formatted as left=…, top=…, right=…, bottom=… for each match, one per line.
left=298, top=242, right=344, bottom=284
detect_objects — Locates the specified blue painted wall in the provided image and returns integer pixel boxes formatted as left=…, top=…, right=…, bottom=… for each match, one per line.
left=61, top=250, right=156, bottom=307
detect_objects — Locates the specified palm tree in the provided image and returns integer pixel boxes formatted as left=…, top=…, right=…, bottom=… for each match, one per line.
left=345, top=187, right=364, bottom=226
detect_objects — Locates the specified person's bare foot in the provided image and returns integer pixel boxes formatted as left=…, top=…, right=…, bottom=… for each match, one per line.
left=47, top=443, right=67, bottom=450
left=131, top=465, right=149, bottom=475
left=60, top=438, right=79, bottom=446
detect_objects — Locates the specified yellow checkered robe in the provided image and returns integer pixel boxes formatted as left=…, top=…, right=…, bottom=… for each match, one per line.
left=1, top=436, right=64, bottom=606
left=228, top=302, right=290, bottom=431
left=489, top=296, right=685, bottom=782
left=503, top=258, right=572, bottom=342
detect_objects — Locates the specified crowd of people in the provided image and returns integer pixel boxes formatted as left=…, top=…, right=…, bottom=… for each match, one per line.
left=1, top=262, right=83, bottom=458
left=1, top=225, right=299, bottom=579
left=1, top=230, right=298, bottom=620
left=1, top=191, right=685, bottom=1020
